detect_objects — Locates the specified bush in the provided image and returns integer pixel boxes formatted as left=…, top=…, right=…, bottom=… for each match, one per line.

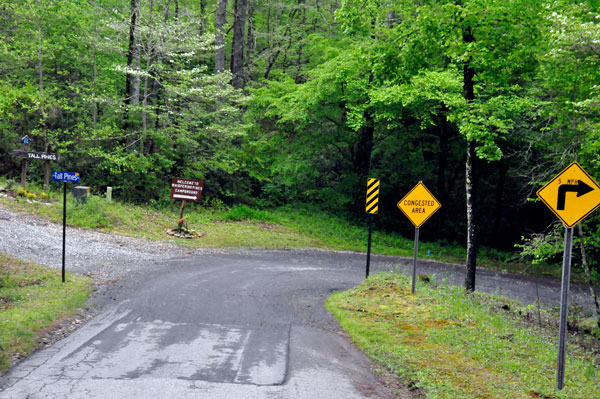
left=17, top=187, right=26, bottom=197
left=26, top=192, right=37, bottom=200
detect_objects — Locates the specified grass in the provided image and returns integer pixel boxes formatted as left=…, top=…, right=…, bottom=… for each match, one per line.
left=0, top=253, right=92, bottom=373
left=326, top=273, right=599, bottom=399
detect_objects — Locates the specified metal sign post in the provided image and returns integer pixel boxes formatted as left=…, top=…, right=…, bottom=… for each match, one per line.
left=53, top=171, right=80, bottom=283
left=536, top=162, right=600, bottom=390
left=412, top=227, right=419, bottom=294
left=366, top=214, right=373, bottom=278
left=557, top=226, right=573, bottom=390
left=365, top=178, right=380, bottom=278
left=62, top=182, right=67, bottom=283
left=397, top=182, right=441, bottom=293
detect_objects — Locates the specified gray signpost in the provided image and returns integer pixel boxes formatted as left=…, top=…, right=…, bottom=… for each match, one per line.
left=52, top=171, right=80, bottom=283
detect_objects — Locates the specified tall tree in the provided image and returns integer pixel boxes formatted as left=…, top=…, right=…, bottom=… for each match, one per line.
left=230, top=0, right=248, bottom=88
left=215, top=0, right=228, bottom=74
left=462, top=22, right=477, bottom=291
left=124, top=0, right=141, bottom=127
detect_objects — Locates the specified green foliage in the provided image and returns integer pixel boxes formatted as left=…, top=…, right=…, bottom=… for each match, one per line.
left=516, top=224, right=565, bottom=265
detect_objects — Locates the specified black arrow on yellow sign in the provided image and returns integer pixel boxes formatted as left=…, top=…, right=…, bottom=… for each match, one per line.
left=557, top=180, right=594, bottom=210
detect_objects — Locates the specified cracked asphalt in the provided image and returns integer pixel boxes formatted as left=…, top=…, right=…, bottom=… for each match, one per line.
left=1, top=251, right=406, bottom=398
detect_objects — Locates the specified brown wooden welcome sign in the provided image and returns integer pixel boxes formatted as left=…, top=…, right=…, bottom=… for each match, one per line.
left=170, top=178, right=203, bottom=202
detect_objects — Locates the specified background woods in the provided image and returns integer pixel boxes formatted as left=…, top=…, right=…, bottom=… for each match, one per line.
left=1, top=0, right=600, bottom=285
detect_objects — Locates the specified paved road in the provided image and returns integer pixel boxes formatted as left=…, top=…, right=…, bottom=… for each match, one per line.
left=0, top=251, right=408, bottom=399
left=1, top=202, right=597, bottom=398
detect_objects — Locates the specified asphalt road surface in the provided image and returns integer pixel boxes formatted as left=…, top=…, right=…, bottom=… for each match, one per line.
left=1, top=251, right=412, bottom=399
left=0, top=201, right=596, bottom=398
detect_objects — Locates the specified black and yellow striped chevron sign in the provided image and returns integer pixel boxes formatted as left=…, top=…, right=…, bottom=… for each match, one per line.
left=366, top=178, right=380, bottom=214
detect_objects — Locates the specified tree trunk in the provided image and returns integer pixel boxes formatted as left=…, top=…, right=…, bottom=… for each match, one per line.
left=141, top=0, right=155, bottom=153
left=245, top=0, right=255, bottom=83
left=463, top=24, right=477, bottom=292
left=124, top=0, right=141, bottom=126
left=293, top=0, right=306, bottom=82
left=577, top=224, right=600, bottom=330
left=35, top=0, right=50, bottom=189
left=230, top=0, right=248, bottom=88
left=92, top=30, right=98, bottom=130
left=200, top=0, right=207, bottom=32
left=215, top=0, right=227, bottom=73
left=465, top=140, right=477, bottom=291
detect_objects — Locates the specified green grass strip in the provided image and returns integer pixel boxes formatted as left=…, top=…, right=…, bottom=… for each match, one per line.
left=0, top=253, right=92, bottom=373
left=326, top=274, right=599, bottom=399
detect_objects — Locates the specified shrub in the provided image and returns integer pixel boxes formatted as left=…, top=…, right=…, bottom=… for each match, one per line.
left=17, top=187, right=26, bottom=197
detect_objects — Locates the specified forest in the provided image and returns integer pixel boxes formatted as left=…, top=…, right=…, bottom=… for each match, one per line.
left=0, top=0, right=599, bottom=288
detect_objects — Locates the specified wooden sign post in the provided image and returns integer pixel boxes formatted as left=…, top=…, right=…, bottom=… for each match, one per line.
left=13, top=135, right=59, bottom=188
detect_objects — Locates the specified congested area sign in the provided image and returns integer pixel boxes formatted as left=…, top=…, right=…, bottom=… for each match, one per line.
left=397, top=182, right=441, bottom=228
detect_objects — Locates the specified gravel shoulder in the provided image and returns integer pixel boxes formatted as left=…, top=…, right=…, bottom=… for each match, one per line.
left=0, top=206, right=195, bottom=282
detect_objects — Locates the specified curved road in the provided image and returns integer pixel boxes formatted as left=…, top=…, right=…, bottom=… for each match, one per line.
left=0, top=203, right=596, bottom=398
left=1, top=251, right=408, bottom=398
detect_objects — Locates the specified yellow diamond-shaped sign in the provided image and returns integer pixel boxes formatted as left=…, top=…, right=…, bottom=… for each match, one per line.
left=537, top=162, right=600, bottom=228
left=397, top=182, right=441, bottom=228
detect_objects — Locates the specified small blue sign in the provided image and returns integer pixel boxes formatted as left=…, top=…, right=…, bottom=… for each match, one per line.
left=52, top=171, right=80, bottom=183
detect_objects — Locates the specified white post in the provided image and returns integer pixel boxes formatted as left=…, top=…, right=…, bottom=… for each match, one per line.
left=106, top=186, right=112, bottom=202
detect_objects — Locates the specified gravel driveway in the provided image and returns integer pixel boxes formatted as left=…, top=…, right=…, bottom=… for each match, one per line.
left=0, top=205, right=195, bottom=282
